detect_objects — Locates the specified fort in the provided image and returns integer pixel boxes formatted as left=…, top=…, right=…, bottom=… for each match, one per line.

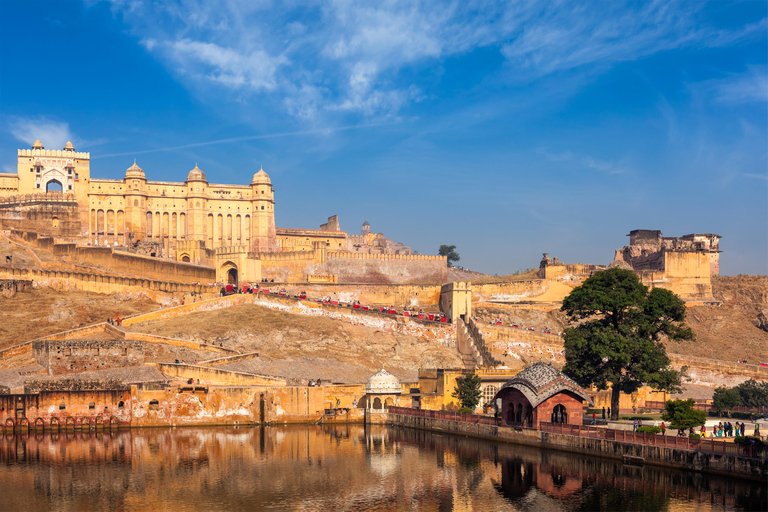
left=0, top=139, right=765, bottom=481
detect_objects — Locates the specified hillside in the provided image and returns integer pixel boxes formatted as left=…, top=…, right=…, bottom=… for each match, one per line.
left=0, top=288, right=157, bottom=349
left=130, top=304, right=463, bottom=383
left=475, top=275, right=768, bottom=366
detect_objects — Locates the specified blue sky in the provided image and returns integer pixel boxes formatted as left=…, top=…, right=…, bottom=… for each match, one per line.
left=1, top=0, right=766, bottom=275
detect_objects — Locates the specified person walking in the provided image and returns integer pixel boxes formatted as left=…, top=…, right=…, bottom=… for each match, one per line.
left=661, top=422, right=666, bottom=435
left=602, top=407, right=606, bottom=420
left=592, top=412, right=596, bottom=425
left=633, top=419, right=638, bottom=432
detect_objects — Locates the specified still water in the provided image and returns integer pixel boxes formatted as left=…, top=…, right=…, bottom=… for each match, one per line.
left=0, top=425, right=764, bottom=511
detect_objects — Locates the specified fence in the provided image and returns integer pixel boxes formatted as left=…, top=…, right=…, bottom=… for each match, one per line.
left=540, top=422, right=766, bottom=460
left=389, top=406, right=500, bottom=426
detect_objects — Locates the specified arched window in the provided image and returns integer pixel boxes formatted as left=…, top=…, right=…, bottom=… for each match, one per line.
left=552, top=404, right=568, bottom=424
left=118, top=401, right=124, bottom=409
left=148, top=400, right=159, bottom=411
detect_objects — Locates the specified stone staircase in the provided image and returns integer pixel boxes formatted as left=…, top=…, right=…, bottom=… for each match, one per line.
left=456, top=318, right=502, bottom=369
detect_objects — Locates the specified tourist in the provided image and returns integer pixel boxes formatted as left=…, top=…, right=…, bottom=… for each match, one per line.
left=754, top=423, right=760, bottom=437
left=633, top=419, right=638, bottom=432
left=741, top=422, right=746, bottom=436
left=701, top=425, right=706, bottom=437
left=592, top=412, right=596, bottom=425
left=352, top=399, right=357, bottom=408
left=602, top=407, right=606, bottom=420
left=661, top=422, right=666, bottom=435
left=607, top=407, right=611, bottom=418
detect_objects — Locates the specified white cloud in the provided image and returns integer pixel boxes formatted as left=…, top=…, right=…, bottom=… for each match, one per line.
left=101, top=0, right=765, bottom=118
left=7, top=116, right=76, bottom=151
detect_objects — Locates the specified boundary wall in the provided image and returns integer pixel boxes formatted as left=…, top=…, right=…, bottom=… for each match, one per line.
left=387, top=411, right=767, bottom=480
left=156, top=363, right=286, bottom=386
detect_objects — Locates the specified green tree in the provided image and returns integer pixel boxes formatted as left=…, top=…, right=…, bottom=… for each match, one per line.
left=451, top=373, right=482, bottom=412
left=662, top=399, right=706, bottom=433
left=561, top=268, right=694, bottom=421
left=438, top=245, right=460, bottom=268
left=735, top=379, right=768, bottom=408
left=712, top=386, right=741, bottom=414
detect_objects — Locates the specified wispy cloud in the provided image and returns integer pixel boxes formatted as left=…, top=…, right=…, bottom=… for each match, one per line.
left=706, top=66, right=768, bottom=105
left=535, top=147, right=631, bottom=175
left=6, top=116, right=75, bottom=150
left=101, top=1, right=765, bottom=119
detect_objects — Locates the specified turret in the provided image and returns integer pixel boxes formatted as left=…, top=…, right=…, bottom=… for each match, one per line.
left=250, top=166, right=277, bottom=252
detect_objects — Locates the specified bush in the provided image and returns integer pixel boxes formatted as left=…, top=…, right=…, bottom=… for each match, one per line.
left=458, top=407, right=474, bottom=415
left=729, top=412, right=754, bottom=420
left=637, top=426, right=661, bottom=434
left=625, top=415, right=652, bottom=420
left=734, top=436, right=765, bottom=448
left=689, top=433, right=701, bottom=440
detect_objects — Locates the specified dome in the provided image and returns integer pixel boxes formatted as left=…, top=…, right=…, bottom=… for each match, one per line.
left=366, top=369, right=401, bottom=394
left=63, top=141, right=75, bottom=151
left=32, top=140, right=44, bottom=149
left=497, top=363, right=593, bottom=407
left=187, top=163, right=207, bottom=182
left=125, top=159, right=146, bottom=179
left=363, top=221, right=370, bottom=226
left=251, top=166, right=271, bottom=185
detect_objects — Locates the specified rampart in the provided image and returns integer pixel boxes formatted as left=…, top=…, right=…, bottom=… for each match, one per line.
left=156, top=363, right=286, bottom=387
left=473, top=279, right=577, bottom=306
left=0, top=266, right=209, bottom=298
left=10, top=230, right=216, bottom=284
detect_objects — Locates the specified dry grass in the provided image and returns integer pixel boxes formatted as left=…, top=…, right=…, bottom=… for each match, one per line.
left=0, top=288, right=157, bottom=349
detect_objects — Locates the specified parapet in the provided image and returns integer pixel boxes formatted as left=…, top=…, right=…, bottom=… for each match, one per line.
left=327, top=251, right=446, bottom=262
left=18, top=149, right=90, bottom=159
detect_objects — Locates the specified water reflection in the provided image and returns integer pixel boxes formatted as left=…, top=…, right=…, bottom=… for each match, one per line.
left=0, top=426, right=763, bottom=511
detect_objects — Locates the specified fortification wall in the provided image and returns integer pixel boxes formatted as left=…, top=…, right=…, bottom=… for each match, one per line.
left=0, top=198, right=82, bottom=237
left=473, top=279, right=577, bottom=304
left=156, top=363, right=286, bottom=386
left=325, top=252, right=447, bottom=284
left=34, top=339, right=146, bottom=376
left=0, top=267, right=209, bottom=299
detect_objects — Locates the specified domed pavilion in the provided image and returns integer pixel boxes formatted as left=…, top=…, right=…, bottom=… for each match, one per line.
left=493, top=363, right=593, bottom=429
left=364, top=369, right=402, bottom=412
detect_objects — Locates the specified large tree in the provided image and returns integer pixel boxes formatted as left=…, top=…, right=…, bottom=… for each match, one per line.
left=662, top=399, right=706, bottom=434
left=561, top=268, right=694, bottom=421
left=438, top=245, right=460, bottom=268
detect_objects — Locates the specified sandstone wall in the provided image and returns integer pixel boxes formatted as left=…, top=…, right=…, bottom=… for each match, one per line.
left=325, top=252, right=447, bottom=285
left=473, top=279, right=577, bottom=305
left=0, top=195, right=82, bottom=237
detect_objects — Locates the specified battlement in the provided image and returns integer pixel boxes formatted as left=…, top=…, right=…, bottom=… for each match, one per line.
left=328, top=251, right=445, bottom=261
left=0, top=192, right=77, bottom=205
left=18, top=149, right=89, bottom=159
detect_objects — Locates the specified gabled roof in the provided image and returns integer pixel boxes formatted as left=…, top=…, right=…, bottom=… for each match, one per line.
left=497, top=363, right=593, bottom=407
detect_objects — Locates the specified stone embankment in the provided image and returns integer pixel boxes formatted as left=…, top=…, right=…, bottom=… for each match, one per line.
left=387, top=410, right=767, bottom=480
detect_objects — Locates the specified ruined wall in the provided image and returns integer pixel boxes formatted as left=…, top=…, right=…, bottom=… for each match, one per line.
left=0, top=279, right=31, bottom=298
left=325, top=252, right=447, bottom=285
left=34, top=339, right=146, bottom=376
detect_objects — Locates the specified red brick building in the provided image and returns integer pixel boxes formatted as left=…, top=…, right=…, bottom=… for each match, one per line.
left=494, top=363, right=592, bottom=429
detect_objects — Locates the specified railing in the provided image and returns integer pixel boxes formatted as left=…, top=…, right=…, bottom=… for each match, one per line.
left=389, top=406, right=501, bottom=426
left=540, top=422, right=767, bottom=460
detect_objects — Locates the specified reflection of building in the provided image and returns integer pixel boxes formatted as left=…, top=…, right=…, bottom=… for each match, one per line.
left=363, top=369, right=401, bottom=413
left=494, top=363, right=592, bottom=429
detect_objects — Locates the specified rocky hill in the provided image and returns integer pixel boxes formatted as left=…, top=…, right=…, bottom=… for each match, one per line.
left=130, top=304, right=463, bottom=384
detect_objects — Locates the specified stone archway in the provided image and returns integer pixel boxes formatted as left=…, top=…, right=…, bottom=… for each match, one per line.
left=227, top=268, right=238, bottom=286
left=46, top=179, right=63, bottom=193
left=180, top=254, right=191, bottom=262
left=373, top=397, right=383, bottom=410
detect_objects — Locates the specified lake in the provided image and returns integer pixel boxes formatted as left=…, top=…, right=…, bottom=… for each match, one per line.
left=0, top=426, right=764, bottom=511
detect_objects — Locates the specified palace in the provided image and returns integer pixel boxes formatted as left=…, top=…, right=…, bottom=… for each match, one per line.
left=0, top=140, right=445, bottom=285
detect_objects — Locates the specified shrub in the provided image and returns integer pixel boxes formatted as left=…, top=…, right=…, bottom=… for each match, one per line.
left=637, top=426, right=661, bottom=434
left=689, top=433, right=701, bottom=440
left=458, top=407, right=474, bottom=415
left=734, top=436, right=765, bottom=448
left=729, top=412, right=754, bottom=420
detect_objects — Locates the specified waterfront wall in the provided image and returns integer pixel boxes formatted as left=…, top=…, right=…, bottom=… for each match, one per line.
left=387, top=412, right=767, bottom=480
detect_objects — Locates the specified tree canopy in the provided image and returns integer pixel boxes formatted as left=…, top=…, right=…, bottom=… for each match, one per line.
left=451, top=373, right=482, bottom=412
left=438, top=245, right=460, bottom=267
left=713, top=379, right=768, bottom=413
left=662, top=399, right=706, bottom=431
left=561, top=267, right=694, bottom=420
